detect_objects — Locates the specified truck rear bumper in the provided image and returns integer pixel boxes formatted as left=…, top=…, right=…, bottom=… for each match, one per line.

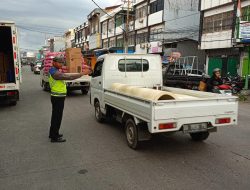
left=0, top=90, right=19, bottom=103
left=150, top=115, right=237, bottom=134
left=66, top=82, right=90, bottom=91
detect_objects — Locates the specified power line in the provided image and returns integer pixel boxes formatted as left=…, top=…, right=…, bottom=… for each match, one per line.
left=165, top=12, right=199, bottom=22
left=90, top=0, right=127, bottom=33
left=18, top=24, right=66, bottom=32
left=17, top=26, right=63, bottom=36
left=0, top=15, right=68, bottom=31
left=17, top=25, right=65, bottom=34
left=19, top=24, right=67, bottom=31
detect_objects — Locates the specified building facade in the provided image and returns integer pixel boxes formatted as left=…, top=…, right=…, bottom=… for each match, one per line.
left=100, top=3, right=135, bottom=53
left=64, top=29, right=75, bottom=49
left=133, top=0, right=203, bottom=61
left=234, top=0, right=250, bottom=77
left=199, top=0, right=250, bottom=77
left=88, top=8, right=104, bottom=50
left=99, top=0, right=204, bottom=66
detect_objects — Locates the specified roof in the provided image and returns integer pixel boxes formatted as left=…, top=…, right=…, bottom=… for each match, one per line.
left=100, top=4, right=130, bottom=23
left=105, top=5, right=121, bottom=11
left=97, top=53, right=161, bottom=61
left=0, top=20, right=15, bottom=24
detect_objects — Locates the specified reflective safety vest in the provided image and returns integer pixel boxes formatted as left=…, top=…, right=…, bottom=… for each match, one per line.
left=49, top=74, right=67, bottom=97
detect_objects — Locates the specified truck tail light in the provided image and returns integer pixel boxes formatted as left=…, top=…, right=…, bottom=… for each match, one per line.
left=13, top=36, right=16, bottom=44
left=159, top=123, right=176, bottom=130
left=14, top=52, right=17, bottom=60
left=215, top=118, right=231, bottom=124
left=16, top=68, right=19, bottom=75
left=7, top=91, right=17, bottom=96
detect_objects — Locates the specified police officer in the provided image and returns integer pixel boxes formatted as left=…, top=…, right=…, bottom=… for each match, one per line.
left=49, top=56, right=83, bottom=143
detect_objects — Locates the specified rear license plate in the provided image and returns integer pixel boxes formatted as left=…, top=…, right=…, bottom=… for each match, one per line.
left=183, top=123, right=208, bottom=133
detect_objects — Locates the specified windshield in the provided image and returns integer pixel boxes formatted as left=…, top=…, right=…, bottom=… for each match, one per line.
left=36, top=62, right=42, bottom=65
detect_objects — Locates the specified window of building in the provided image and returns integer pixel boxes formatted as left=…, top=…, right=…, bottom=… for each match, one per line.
left=109, top=18, right=115, bottom=32
left=203, top=11, right=233, bottom=34
left=82, top=29, right=85, bottom=39
left=102, top=21, right=108, bottom=34
left=109, top=38, right=116, bottom=47
left=150, top=28, right=163, bottom=41
left=85, top=27, right=90, bottom=36
left=242, top=5, right=250, bottom=21
left=118, top=59, right=149, bottom=72
left=103, top=40, right=108, bottom=48
left=78, top=31, right=81, bottom=41
left=117, top=38, right=124, bottom=47
left=136, top=32, right=148, bottom=44
left=150, top=0, right=164, bottom=14
left=222, top=11, right=234, bottom=30
left=116, top=15, right=123, bottom=27
left=128, top=32, right=135, bottom=46
left=136, top=5, right=148, bottom=19
left=75, top=32, right=78, bottom=42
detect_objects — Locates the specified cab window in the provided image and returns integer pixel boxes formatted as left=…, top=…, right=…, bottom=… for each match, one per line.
left=92, top=60, right=104, bottom=77
left=118, top=59, right=149, bottom=72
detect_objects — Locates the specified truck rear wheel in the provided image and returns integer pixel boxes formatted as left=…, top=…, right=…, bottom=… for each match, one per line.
left=95, top=101, right=104, bottom=123
left=9, top=101, right=17, bottom=106
left=190, top=131, right=209, bottom=141
left=125, top=118, right=139, bottom=149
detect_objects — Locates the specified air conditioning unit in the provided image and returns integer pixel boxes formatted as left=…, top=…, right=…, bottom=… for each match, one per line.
left=140, top=43, right=146, bottom=49
left=139, top=18, right=144, bottom=23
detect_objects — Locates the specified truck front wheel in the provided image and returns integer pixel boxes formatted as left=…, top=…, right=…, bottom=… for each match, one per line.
left=9, top=101, right=17, bottom=106
left=190, top=131, right=209, bottom=141
left=95, top=101, right=104, bottom=123
left=81, top=89, right=88, bottom=95
left=125, top=118, right=139, bottom=149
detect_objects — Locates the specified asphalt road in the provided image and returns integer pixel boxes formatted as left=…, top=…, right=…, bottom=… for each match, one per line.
left=0, top=66, right=250, bottom=190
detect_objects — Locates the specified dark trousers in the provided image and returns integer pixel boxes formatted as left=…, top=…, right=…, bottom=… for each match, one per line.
left=49, top=96, right=65, bottom=139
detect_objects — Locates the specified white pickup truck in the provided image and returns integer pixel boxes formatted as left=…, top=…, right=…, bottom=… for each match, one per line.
left=90, top=54, right=238, bottom=149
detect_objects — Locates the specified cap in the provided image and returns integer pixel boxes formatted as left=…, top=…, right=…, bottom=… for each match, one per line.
left=213, top=68, right=220, bottom=73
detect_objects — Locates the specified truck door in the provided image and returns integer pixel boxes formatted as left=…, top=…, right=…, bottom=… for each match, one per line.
left=91, top=59, right=104, bottom=107
left=15, top=27, right=22, bottom=84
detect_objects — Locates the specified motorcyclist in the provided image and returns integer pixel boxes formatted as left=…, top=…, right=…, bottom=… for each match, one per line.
left=207, top=68, right=223, bottom=92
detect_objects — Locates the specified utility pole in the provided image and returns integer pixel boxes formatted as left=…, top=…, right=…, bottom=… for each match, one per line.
left=123, top=0, right=132, bottom=53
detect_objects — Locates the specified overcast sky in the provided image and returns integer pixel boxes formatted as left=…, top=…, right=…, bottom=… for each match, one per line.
left=0, top=0, right=120, bottom=52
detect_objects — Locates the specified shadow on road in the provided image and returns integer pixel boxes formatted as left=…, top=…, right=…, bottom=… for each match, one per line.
left=100, top=119, right=209, bottom=155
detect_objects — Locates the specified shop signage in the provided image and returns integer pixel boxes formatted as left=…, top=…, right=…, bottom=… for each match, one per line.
left=171, top=52, right=181, bottom=59
left=148, top=41, right=162, bottom=53
left=239, top=21, right=250, bottom=40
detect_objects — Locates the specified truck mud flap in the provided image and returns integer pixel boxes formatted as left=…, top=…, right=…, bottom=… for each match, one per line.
left=138, top=124, right=152, bottom=141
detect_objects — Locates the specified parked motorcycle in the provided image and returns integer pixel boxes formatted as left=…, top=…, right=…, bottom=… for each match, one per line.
left=223, top=74, right=243, bottom=94
left=212, top=84, right=232, bottom=96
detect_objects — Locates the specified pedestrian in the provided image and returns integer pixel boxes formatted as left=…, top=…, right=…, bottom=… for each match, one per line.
left=206, top=68, right=223, bottom=92
left=49, top=55, right=83, bottom=143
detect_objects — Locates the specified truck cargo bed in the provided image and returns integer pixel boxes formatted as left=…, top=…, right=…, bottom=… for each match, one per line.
left=104, top=86, right=238, bottom=133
